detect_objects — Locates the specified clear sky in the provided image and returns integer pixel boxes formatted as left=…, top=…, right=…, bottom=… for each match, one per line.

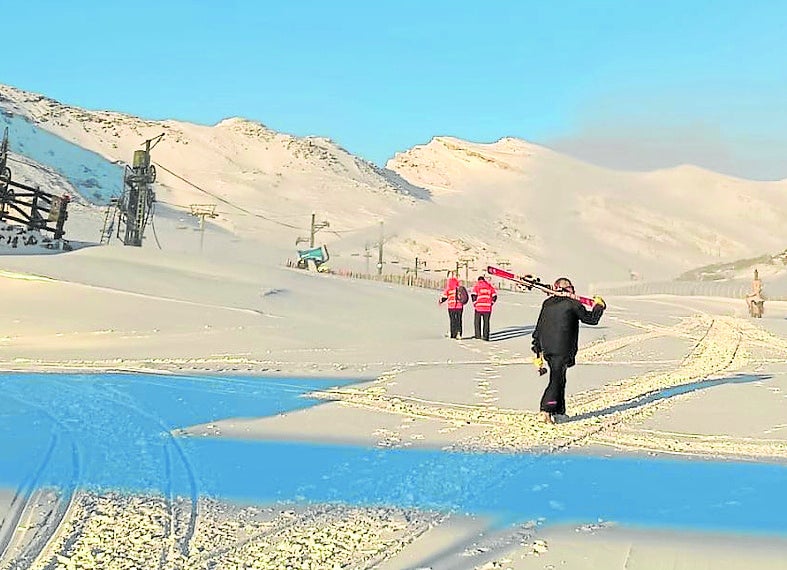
left=4, top=0, right=787, bottom=179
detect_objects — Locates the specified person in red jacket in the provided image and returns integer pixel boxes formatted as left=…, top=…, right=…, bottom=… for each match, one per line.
left=471, top=275, right=497, bottom=341
left=439, top=275, right=468, bottom=339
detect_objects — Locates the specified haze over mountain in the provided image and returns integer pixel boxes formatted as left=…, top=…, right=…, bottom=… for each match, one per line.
left=2, top=83, right=786, bottom=287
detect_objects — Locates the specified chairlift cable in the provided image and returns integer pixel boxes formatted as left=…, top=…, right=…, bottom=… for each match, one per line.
left=152, top=161, right=306, bottom=230
left=5, top=152, right=387, bottom=237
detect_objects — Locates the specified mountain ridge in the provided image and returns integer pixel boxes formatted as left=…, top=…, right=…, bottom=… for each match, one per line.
left=2, top=82, right=785, bottom=284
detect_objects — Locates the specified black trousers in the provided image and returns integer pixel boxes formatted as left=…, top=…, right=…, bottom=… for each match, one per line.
left=448, top=309, right=463, bottom=338
left=539, top=354, right=572, bottom=414
left=474, top=311, right=491, bottom=340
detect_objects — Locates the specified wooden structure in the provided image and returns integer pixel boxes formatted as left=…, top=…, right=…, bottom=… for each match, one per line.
left=0, top=128, right=70, bottom=240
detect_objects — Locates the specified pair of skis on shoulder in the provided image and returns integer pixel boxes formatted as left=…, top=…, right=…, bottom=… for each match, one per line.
left=486, top=265, right=595, bottom=309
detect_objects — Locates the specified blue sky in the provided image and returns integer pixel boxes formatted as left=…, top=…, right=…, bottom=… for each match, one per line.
left=4, top=1, right=787, bottom=179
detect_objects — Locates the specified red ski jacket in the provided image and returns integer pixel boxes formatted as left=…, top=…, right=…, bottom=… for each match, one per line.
left=472, top=280, right=497, bottom=313
left=441, top=278, right=466, bottom=310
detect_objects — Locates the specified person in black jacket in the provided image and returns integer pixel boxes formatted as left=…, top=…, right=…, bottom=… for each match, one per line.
left=531, top=277, right=605, bottom=424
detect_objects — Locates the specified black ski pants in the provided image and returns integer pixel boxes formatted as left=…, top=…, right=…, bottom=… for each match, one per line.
left=539, top=354, right=572, bottom=415
left=474, top=311, right=491, bottom=340
left=448, top=308, right=463, bottom=339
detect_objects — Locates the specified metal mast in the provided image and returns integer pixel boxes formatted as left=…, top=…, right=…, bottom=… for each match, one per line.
left=118, top=133, right=163, bottom=246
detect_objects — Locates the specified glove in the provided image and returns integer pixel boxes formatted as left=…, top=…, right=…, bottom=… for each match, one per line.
left=533, top=355, right=547, bottom=376
left=593, top=295, right=606, bottom=308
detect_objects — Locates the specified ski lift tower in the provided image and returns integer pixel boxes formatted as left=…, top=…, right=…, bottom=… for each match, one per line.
left=189, top=203, right=218, bottom=252
left=118, top=133, right=163, bottom=246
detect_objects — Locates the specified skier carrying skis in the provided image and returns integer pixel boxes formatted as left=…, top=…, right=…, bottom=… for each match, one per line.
left=531, top=277, right=605, bottom=424
left=439, top=274, right=468, bottom=339
left=471, top=275, right=497, bottom=341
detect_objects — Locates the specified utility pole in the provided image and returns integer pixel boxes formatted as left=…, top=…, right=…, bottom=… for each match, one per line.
left=297, top=212, right=330, bottom=249
left=189, top=204, right=217, bottom=252
left=377, top=221, right=384, bottom=276
left=310, top=213, right=316, bottom=248
left=364, top=242, right=371, bottom=275
left=457, top=256, right=473, bottom=282
left=412, top=257, right=427, bottom=281
left=310, top=212, right=330, bottom=248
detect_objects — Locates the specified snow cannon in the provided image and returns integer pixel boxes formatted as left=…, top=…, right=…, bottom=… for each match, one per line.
left=296, top=244, right=330, bottom=271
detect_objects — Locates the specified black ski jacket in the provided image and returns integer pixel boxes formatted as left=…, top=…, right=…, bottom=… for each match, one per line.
left=531, top=296, right=604, bottom=364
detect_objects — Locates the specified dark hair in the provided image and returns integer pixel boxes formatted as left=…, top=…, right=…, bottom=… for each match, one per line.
left=478, top=275, right=486, bottom=281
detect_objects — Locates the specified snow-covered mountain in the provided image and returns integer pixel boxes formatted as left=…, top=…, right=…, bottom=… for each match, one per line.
left=0, top=84, right=428, bottom=245
left=2, top=82, right=786, bottom=286
left=383, top=136, right=787, bottom=285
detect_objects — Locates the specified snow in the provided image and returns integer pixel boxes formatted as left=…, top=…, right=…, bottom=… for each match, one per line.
left=1, top=82, right=787, bottom=568
left=0, top=110, right=122, bottom=203
left=386, top=136, right=787, bottom=286
left=3, top=82, right=786, bottom=287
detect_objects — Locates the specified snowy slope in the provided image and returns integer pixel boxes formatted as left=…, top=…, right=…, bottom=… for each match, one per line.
left=0, top=142, right=106, bottom=248
left=3, top=82, right=786, bottom=286
left=0, top=84, right=428, bottom=248
left=0, top=111, right=122, bottom=203
left=384, top=136, right=787, bottom=285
